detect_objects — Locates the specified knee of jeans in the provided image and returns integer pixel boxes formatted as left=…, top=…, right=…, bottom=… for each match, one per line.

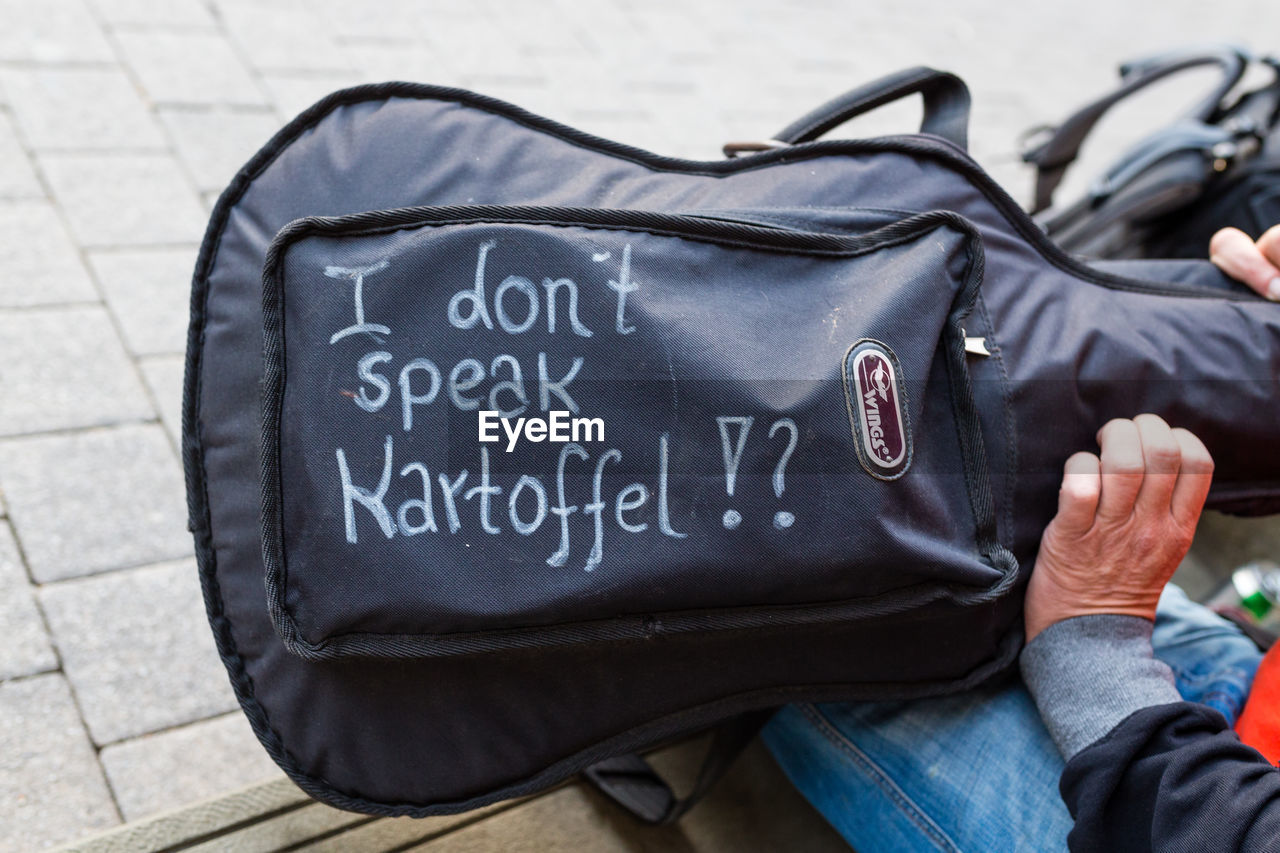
left=1154, top=589, right=1256, bottom=650
left=1155, top=583, right=1207, bottom=626
left=1159, top=637, right=1262, bottom=687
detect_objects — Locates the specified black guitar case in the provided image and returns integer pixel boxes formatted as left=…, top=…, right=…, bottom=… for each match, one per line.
left=183, top=67, right=1280, bottom=820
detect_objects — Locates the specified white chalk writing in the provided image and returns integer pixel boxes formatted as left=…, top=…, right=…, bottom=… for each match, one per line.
left=322, top=237, right=799, bottom=574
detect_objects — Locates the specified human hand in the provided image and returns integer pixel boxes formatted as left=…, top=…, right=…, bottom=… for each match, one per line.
left=1024, top=415, right=1214, bottom=642
left=1210, top=225, right=1280, bottom=300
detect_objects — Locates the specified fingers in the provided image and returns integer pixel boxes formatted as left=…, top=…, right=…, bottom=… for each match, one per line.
left=1055, top=451, right=1101, bottom=534
left=1259, top=224, right=1280, bottom=270
left=1210, top=227, right=1280, bottom=300
left=1095, top=418, right=1146, bottom=520
left=1133, top=414, right=1181, bottom=512
left=1171, top=427, right=1214, bottom=525
left=1091, top=416, right=1214, bottom=525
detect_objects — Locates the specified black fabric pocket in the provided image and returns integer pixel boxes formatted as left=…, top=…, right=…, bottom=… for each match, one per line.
left=261, top=206, right=1016, bottom=659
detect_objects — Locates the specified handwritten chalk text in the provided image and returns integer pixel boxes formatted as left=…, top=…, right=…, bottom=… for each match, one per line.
left=318, top=237, right=797, bottom=574
left=336, top=434, right=683, bottom=572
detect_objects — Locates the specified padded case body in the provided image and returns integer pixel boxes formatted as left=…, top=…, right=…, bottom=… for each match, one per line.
left=186, top=71, right=1280, bottom=816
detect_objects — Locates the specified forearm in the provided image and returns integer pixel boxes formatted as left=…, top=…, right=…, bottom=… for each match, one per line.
left=1022, top=613, right=1280, bottom=852
left=1020, top=614, right=1180, bottom=759
left=1060, top=703, right=1280, bottom=851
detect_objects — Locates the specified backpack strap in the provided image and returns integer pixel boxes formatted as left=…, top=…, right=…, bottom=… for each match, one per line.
left=1225, top=58, right=1280, bottom=140
left=771, top=66, right=971, bottom=151
left=581, top=708, right=775, bottom=824
left=1023, top=45, right=1249, bottom=213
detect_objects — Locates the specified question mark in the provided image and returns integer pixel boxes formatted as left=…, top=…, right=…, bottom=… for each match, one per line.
left=769, top=418, right=798, bottom=530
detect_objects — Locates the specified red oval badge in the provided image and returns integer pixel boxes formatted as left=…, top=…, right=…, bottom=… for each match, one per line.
left=843, top=340, right=911, bottom=479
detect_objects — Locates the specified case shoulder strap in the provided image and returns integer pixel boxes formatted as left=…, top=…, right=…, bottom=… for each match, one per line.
left=581, top=708, right=775, bottom=825
left=1024, top=45, right=1249, bottom=213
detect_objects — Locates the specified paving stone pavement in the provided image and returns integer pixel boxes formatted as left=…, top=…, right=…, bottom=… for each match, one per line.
left=98, top=711, right=280, bottom=821
left=0, top=425, right=190, bottom=582
left=0, top=0, right=1277, bottom=850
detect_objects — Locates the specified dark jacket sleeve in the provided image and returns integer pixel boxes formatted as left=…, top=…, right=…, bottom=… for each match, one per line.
left=1060, top=702, right=1280, bottom=852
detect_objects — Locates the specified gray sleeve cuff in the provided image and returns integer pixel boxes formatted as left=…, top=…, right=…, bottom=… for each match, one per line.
left=1020, top=614, right=1181, bottom=760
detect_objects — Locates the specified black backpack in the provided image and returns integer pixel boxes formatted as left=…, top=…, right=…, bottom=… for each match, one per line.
left=1025, top=45, right=1280, bottom=259
left=185, top=67, right=1280, bottom=822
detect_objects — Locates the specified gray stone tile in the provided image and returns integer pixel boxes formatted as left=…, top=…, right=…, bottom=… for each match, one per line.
left=0, top=67, right=166, bottom=151
left=437, top=32, right=548, bottom=89
left=0, top=201, right=98, bottom=308
left=0, top=522, right=57, bottom=680
left=311, top=0, right=425, bottom=41
left=114, top=30, right=266, bottom=106
left=0, top=306, right=153, bottom=436
left=340, top=42, right=462, bottom=88
left=217, top=1, right=348, bottom=73
left=0, top=114, right=43, bottom=200
left=408, top=0, right=493, bottom=20
left=633, top=90, right=727, bottom=161
left=101, top=712, right=282, bottom=820
left=40, top=558, right=232, bottom=746
left=258, top=71, right=364, bottom=119
left=39, top=153, right=206, bottom=247
left=0, top=674, right=119, bottom=851
left=0, top=0, right=115, bottom=64
left=139, top=355, right=184, bottom=447
left=88, top=0, right=217, bottom=29
left=527, top=56, right=625, bottom=116
left=0, top=424, right=190, bottom=582
left=89, top=247, right=197, bottom=356
left=157, top=108, right=281, bottom=192
left=486, top=2, right=591, bottom=57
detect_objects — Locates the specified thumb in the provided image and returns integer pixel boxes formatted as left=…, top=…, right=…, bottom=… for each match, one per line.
left=1055, top=451, right=1101, bottom=534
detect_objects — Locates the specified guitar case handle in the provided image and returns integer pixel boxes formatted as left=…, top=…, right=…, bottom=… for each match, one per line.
left=768, top=66, right=971, bottom=151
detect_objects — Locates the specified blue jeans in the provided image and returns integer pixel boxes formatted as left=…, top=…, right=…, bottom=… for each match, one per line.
left=762, top=585, right=1264, bottom=852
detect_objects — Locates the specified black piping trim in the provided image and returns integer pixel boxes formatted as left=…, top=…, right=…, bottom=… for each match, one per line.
left=260, top=207, right=1017, bottom=660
